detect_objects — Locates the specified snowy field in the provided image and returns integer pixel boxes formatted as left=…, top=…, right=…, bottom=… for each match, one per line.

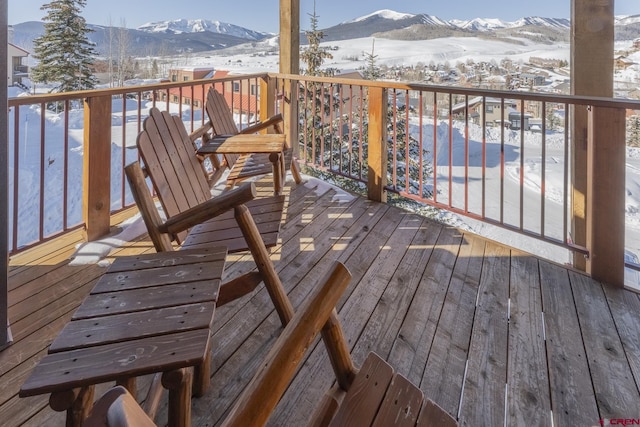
left=7, top=33, right=640, bottom=288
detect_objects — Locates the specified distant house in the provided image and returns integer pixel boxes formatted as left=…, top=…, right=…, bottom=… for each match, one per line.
left=508, top=111, right=533, bottom=130
left=168, top=67, right=215, bottom=83
left=520, top=73, right=546, bottom=87
left=482, top=75, right=507, bottom=91
left=633, top=38, right=640, bottom=50
left=551, top=81, right=571, bottom=95
left=452, top=96, right=518, bottom=126
left=615, top=55, right=635, bottom=71
left=159, top=68, right=259, bottom=120
left=528, top=57, right=563, bottom=69
left=7, top=43, right=29, bottom=87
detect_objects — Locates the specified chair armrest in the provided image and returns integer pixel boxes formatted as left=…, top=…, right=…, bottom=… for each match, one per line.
left=221, top=261, right=352, bottom=427
left=159, top=183, right=256, bottom=235
left=238, top=114, right=283, bottom=134
left=189, top=121, right=213, bottom=143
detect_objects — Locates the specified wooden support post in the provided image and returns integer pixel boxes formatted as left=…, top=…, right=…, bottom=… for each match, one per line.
left=83, top=95, right=112, bottom=241
left=279, top=0, right=300, bottom=169
left=586, top=106, right=626, bottom=287
left=367, top=87, right=388, bottom=203
left=0, top=0, right=10, bottom=351
left=571, top=0, right=615, bottom=270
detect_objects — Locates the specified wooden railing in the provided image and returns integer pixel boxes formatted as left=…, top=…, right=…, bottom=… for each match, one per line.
left=7, top=72, right=640, bottom=287
left=7, top=73, right=271, bottom=252
left=271, top=73, right=640, bottom=288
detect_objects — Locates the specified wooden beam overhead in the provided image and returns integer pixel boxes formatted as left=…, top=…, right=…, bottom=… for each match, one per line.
left=279, top=0, right=299, bottom=75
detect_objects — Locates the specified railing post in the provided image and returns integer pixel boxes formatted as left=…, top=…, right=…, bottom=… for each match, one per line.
left=83, top=95, right=112, bottom=241
left=570, top=0, right=615, bottom=271
left=586, top=106, right=626, bottom=287
left=259, top=77, right=276, bottom=125
left=367, top=87, right=388, bottom=203
left=286, top=79, right=300, bottom=162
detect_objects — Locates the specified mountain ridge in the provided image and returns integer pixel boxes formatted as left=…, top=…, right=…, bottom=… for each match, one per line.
left=10, top=9, right=640, bottom=56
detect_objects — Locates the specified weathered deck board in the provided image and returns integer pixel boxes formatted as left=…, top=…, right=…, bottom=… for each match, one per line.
left=459, top=242, right=510, bottom=426
left=569, top=271, right=640, bottom=416
left=506, top=252, right=550, bottom=426
left=274, top=207, right=423, bottom=426
left=539, top=260, right=599, bottom=426
left=419, top=233, right=484, bottom=417
left=602, top=286, right=640, bottom=396
left=388, top=225, right=462, bottom=386
left=3, top=178, right=640, bottom=427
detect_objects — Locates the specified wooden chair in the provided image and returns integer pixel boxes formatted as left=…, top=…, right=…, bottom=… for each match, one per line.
left=84, top=262, right=458, bottom=427
left=125, top=107, right=294, bottom=326
left=203, top=87, right=302, bottom=190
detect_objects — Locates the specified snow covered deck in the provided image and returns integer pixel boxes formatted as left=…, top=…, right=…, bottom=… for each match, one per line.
left=3, top=178, right=640, bottom=426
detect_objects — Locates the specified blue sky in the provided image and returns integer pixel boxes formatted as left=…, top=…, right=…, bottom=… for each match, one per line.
left=9, top=0, right=638, bottom=33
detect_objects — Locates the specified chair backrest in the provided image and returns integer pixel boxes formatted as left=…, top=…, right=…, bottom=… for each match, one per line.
left=136, top=107, right=212, bottom=243
left=206, top=88, right=240, bottom=135
left=205, top=88, right=242, bottom=166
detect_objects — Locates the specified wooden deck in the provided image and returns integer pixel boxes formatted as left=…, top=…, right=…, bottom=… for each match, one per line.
left=3, top=178, right=640, bottom=426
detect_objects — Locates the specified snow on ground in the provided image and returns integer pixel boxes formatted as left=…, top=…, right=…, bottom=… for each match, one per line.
left=304, top=176, right=356, bottom=204
left=184, top=35, right=571, bottom=74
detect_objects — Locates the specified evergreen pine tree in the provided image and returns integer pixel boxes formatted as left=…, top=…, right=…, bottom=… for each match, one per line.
left=628, top=115, right=640, bottom=147
left=299, top=1, right=341, bottom=166
left=31, top=0, right=98, bottom=93
left=362, top=40, right=382, bottom=80
left=300, top=1, right=334, bottom=77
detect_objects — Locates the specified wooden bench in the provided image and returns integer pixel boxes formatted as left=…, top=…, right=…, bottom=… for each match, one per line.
left=84, top=262, right=458, bottom=427
left=19, top=248, right=227, bottom=427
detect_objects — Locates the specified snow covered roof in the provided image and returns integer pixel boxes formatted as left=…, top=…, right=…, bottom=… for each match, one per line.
left=8, top=43, right=29, bottom=56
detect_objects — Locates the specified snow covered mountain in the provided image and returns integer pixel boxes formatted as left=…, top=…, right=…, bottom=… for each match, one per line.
left=10, top=9, right=640, bottom=58
left=616, top=15, right=640, bottom=26
left=317, top=10, right=640, bottom=44
left=137, top=18, right=269, bottom=40
left=449, top=18, right=510, bottom=32
left=451, top=16, right=570, bottom=32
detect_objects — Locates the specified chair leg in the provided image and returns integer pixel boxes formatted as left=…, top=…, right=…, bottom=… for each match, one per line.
left=162, top=368, right=193, bottom=427
left=290, top=157, right=303, bottom=184
left=234, top=204, right=294, bottom=326
left=269, top=152, right=283, bottom=196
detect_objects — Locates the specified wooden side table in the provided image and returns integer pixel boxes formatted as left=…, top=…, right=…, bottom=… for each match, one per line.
left=19, top=247, right=226, bottom=427
left=198, top=134, right=286, bottom=195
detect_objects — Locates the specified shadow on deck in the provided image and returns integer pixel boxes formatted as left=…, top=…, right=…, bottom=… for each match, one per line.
left=2, top=178, right=640, bottom=426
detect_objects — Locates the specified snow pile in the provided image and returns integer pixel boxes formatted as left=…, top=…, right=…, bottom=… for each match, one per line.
left=304, top=176, right=356, bottom=204
left=69, top=215, right=148, bottom=266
